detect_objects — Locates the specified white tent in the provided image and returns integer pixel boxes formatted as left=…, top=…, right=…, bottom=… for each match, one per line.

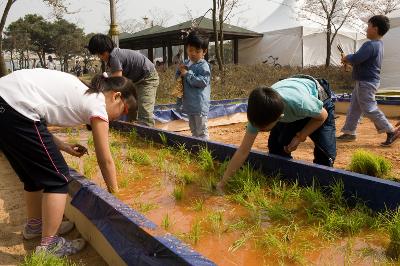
left=238, top=0, right=364, bottom=67
left=380, top=16, right=400, bottom=90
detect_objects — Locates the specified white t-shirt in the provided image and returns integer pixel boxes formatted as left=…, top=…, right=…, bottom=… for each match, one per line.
left=0, top=69, right=108, bottom=126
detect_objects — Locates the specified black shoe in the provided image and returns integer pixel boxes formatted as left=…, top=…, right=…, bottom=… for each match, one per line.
left=337, top=134, right=356, bottom=142
left=381, top=132, right=399, bottom=147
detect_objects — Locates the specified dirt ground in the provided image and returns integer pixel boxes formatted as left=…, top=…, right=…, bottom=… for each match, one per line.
left=0, top=152, right=107, bottom=266
left=182, top=115, right=400, bottom=178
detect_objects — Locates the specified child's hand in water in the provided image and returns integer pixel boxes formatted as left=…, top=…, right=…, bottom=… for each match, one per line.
left=64, top=143, right=88, bottom=157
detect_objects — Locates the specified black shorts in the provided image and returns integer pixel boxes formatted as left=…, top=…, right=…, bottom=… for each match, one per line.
left=0, top=96, right=71, bottom=193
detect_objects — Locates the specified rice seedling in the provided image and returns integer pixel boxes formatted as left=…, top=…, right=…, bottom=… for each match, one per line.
left=128, top=128, right=138, bottom=143
left=265, top=203, right=294, bottom=222
left=269, top=179, right=301, bottom=204
left=207, top=210, right=224, bottom=233
left=118, top=174, right=135, bottom=189
left=301, top=182, right=330, bottom=222
left=127, top=147, right=151, bottom=166
left=175, top=143, right=192, bottom=164
left=178, top=171, right=196, bottom=185
left=87, top=134, right=94, bottom=148
left=330, top=179, right=345, bottom=206
left=159, top=132, right=168, bottom=146
left=161, top=213, right=172, bottom=230
left=229, top=230, right=254, bottom=252
left=132, top=201, right=158, bottom=213
left=349, top=149, right=392, bottom=178
left=197, top=146, right=214, bottom=171
left=114, top=158, right=124, bottom=174
left=386, top=209, right=400, bottom=260
left=322, top=207, right=370, bottom=237
left=68, top=159, right=80, bottom=171
left=190, top=199, right=204, bottom=212
left=200, top=174, right=218, bottom=193
left=187, top=219, right=203, bottom=245
left=172, top=185, right=184, bottom=201
left=228, top=218, right=249, bottom=232
left=83, top=156, right=97, bottom=178
left=155, top=148, right=170, bottom=170
left=21, top=251, right=78, bottom=266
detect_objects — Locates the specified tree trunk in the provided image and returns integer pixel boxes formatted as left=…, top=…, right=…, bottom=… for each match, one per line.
left=0, top=0, right=15, bottom=77
left=212, top=0, right=223, bottom=71
left=325, top=24, right=332, bottom=67
left=10, top=49, right=14, bottom=71
left=219, top=0, right=225, bottom=68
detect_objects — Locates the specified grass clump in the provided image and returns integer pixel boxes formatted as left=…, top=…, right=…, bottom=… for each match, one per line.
left=187, top=219, right=203, bottom=245
left=172, top=185, right=184, bottom=201
left=349, top=149, right=392, bottom=178
left=386, top=209, right=400, bottom=260
left=161, top=213, right=172, bottom=230
left=20, top=251, right=78, bottom=266
left=207, top=211, right=224, bottom=233
left=190, top=199, right=204, bottom=212
left=198, top=146, right=214, bottom=171
left=127, top=147, right=151, bottom=166
left=159, top=132, right=168, bottom=146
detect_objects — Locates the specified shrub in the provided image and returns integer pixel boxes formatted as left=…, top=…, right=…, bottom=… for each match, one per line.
left=349, top=149, right=392, bottom=178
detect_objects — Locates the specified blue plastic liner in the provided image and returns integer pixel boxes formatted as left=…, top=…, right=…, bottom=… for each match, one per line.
left=110, top=121, right=400, bottom=212
left=68, top=169, right=215, bottom=266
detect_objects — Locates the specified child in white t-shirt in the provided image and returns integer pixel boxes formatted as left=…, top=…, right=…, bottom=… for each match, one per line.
left=0, top=69, right=137, bottom=257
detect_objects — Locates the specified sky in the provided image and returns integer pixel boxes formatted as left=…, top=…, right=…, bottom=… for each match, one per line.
left=3, top=0, right=280, bottom=33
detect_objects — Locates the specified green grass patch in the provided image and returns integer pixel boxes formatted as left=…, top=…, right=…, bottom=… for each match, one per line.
left=197, top=146, right=214, bottom=171
left=127, top=147, right=152, bottom=166
left=161, top=213, right=172, bottom=230
left=349, top=149, right=392, bottom=178
left=20, top=251, right=78, bottom=266
left=172, top=185, right=184, bottom=201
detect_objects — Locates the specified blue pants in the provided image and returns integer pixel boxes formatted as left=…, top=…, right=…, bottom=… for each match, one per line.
left=268, top=98, right=336, bottom=167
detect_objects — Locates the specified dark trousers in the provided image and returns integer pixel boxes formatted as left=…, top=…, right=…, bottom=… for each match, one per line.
left=268, top=98, right=336, bottom=167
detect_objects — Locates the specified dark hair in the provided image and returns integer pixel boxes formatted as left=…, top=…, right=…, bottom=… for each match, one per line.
left=82, top=75, right=137, bottom=114
left=87, top=34, right=115, bottom=55
left=247, top=86, right=284, bottom=128
left=185, top=30, right=209, bottom=50
left=368, top=15, right=390, bottom=36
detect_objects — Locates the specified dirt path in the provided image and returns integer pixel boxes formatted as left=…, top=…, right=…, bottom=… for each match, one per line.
left=0, top=152, right=107, bottom=266
left=182, top=115, right=400, bottom=178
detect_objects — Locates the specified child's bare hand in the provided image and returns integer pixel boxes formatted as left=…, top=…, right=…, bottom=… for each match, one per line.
left=64, top=143, right=88, bottom=157
left=341, top=56, right=349, bottom=64
left=284, top=136, right=301, bottom=153
left=179, top=64, right=188, bottom=76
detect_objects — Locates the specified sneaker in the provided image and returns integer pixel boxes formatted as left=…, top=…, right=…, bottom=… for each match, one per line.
left=23, top=220, right=75, bottom=240
left=381, top=132, right=399, bottom=147
left=35, top=236, right=85, bottom=257
left=336, top=134, right=356, bottom=142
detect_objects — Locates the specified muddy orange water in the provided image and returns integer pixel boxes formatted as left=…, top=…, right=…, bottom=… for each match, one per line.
left=55, top=128, right=395, bottom=266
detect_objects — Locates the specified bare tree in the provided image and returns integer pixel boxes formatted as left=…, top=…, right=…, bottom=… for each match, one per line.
left=0, top=0, right=70, bottom=77
left=361, top=0, right=400, bottom=16
left=296, top=0, right=364, bottom=67
left=212, top=0, right=240, bottom=71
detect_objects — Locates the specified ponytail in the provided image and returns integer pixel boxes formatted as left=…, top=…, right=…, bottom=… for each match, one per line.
left=81, top=74, right=137, bottom=112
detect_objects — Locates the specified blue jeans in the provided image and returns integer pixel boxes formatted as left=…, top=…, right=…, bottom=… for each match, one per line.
left=268, top=98, right=336, bottom=167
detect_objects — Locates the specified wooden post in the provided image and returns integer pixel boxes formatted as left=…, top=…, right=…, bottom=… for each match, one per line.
left=148, top=48, right=154, bottom=62
left=162, top=46, right=167, bottom=66
left=167, top=45, right=173, bottom=66
left=233, top=39, right=239, bottom=64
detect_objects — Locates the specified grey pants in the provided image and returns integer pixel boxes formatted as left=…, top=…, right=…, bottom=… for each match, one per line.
left=188, top=114, right=208, bottom=139
left=341, top=81, right=393, bottom=135
left=128, top=70, right=159, bottom=127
